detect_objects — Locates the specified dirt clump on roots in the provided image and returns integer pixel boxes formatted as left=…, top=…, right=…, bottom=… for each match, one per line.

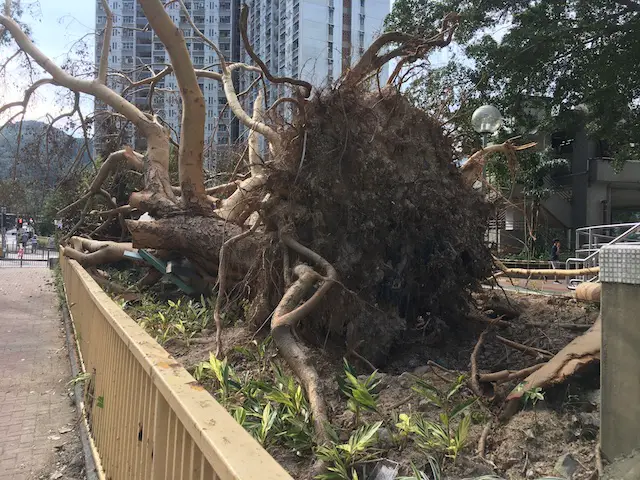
left=263, top=86, right=491, bottom=365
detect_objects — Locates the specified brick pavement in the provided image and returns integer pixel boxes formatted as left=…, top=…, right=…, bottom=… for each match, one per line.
left=0, top=268, right=77, bottom=479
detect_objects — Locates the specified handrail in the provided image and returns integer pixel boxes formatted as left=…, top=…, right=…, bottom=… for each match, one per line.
left=60, top=252, right=293, bottom=480
left=576, top=222, right=640, bottom=233
left=566, top=221, right=640, bottom=288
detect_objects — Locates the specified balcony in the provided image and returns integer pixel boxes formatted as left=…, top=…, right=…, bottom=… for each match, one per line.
left=592, top=158, right=640, bottom=184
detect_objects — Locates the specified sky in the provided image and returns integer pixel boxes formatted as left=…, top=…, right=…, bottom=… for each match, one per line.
left=0, top=0, right=95, bottom=124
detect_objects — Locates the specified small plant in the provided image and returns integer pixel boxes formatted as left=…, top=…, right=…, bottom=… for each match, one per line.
left=193, top=353, right=242, bottom=406
left=409, top=375, right=477, bottom=462
left=397, top=458, right=440, bottom=480
left=234, top=336, right=273, bottom=373
left=133, top=295, right=213, bottom=345
left=315, top=421, right=383, bottom=480
left=337, top=359, right=380, bottom=426
left=520, top=385, right=545, bottom=408
left=67, top=372, right=92, bottom=386
left=517, top=384, right=545, bottom=424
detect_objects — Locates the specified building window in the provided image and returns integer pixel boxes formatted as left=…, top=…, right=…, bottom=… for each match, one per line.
left=328, top=41, right=333, bottom=58
left=360, top=0, right=365, bottom=8
left=328, top=24, right=334, bottom=36
left=360, top=14, right=365, bottom=30
left=359, top=31, right=365, bottom=46
left=123, top=15, right=133, bottom=23
left=220, top=16, right=231, bottom=23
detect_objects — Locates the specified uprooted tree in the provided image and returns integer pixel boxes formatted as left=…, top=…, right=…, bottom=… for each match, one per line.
left=0, top=1, right=542, bottom=442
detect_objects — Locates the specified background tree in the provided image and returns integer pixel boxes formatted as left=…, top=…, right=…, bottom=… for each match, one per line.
left=386, top=0, right=640, bottom=165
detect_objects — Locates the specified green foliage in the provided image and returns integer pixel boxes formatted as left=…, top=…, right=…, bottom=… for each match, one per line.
left=315, top=422, right=383, bottom=480
left=337, top=359, right=380, bottom=425
left=386, top=0, right=640, bottom=164
left=486, top=148, right=569, bottom=201
left=193, top=354, right=315, bottom=453
left=407, top=375, right=478, bottom=462
left=233, top=336, right=273, bottom=373
left=397, top=459, right=440, bottom=480
left=193, top=353, right=242, bottom=406
left=517, top=384, right=545, bottom=409
left=67, top=372, right=92, bottom=386
left=128, top=294, right=212, bottom=346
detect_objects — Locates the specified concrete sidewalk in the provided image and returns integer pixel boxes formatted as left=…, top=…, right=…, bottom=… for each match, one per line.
left=0, top=269, right=77, bottom=479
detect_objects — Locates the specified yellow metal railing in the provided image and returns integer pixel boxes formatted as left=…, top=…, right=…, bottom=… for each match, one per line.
left=60, top=253, right=293, bottom=480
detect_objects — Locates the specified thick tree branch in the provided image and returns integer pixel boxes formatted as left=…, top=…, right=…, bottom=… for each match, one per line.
left=344, top=13, right=459, bottom=87
left=139, top=0, right=207, bottom=208
left=459, top=141, right=536, bottom=188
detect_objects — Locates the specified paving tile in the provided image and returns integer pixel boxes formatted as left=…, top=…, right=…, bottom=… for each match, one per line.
left=0, top=269, right=75, bottom=479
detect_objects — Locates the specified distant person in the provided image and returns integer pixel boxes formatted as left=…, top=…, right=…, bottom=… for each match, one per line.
left=549, top=239, right=561, bottom=284
left=31, top=235, right=37, bottom=253
left=17, top=244, right=24, bottom=259
left=21, top=232, right=28, bottom=246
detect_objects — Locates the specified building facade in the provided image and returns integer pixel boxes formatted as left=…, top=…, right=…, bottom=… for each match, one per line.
left=95, top=0, right=237, bottom=163
left=240, top=0, right=389, bottom=105
left=94, top=0, right=389, bottom=162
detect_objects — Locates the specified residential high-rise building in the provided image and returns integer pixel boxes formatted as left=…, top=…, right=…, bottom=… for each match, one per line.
left=94, top=0, right=238, bottom=164
left=94, top=1, right=389, bottom=160
left=241, top=0, right=390, bottom=104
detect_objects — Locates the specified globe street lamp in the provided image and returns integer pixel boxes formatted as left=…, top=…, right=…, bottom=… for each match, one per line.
left=471, top=105, right=503, bottom=148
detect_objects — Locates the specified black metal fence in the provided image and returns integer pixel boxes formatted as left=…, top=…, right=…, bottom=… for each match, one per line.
left=0, top=243, right=59, bottom=268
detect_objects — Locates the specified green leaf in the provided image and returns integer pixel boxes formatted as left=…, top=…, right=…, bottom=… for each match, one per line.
left=96, top=395, right=104, bottom=409
left=449, top=396, right=478, bottom=420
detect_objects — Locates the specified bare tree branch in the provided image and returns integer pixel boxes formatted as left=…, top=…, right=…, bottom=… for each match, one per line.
left=97, top=0, right=113, bottom=84
left=239, top=5, right=312, bottom=98
left=0, top=77, right=55, bottom=118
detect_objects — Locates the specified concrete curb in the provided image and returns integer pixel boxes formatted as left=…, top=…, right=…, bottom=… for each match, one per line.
left=61, top=301, right=102, bottom=480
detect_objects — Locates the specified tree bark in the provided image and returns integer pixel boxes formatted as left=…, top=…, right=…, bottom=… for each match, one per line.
left=126, top=216, right=262, bottom=276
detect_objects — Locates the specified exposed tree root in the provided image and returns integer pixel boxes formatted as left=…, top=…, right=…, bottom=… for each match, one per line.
left=495, top=335, right=554, bottom=359
left=213, top=219, right=262, bottom=358
left=87, top=268, right=127, bottom=293
left=478, top=363, right=545, bottom=384
left=271, top=236, right=338, bottom=445
left=470, top=329, right=489, bottom=397
left=477, top=420, right=493, bottom=459
left=469, top=311, right=511, bottom=328
left=63, top=236, right=137, bottom=266
left=135, top=268, right=163, bottom=288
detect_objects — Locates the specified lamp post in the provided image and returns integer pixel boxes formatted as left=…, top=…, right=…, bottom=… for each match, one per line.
left=471, top=105, right=503, bottom=148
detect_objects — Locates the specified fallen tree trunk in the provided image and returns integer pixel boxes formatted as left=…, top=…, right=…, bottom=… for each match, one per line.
left=575, top=282, right=601, bottom=303
left=501, top=315, right=601, bottom=419
left=498, top=266, right=600, bottom=277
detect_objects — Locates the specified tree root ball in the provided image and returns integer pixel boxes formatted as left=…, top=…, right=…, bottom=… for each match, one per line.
left=263, top=86, right=491, bottom=364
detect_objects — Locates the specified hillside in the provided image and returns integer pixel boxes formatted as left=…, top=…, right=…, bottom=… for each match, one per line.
left=0, top=120, right=92, bottom=184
